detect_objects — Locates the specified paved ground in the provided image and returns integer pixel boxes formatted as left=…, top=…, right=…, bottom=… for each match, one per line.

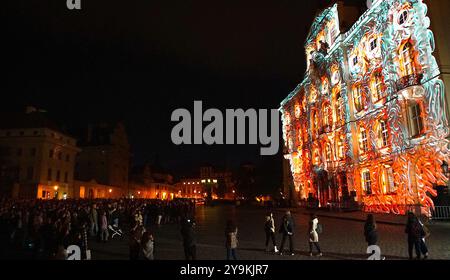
left=89, top=205, right=450, bottom=260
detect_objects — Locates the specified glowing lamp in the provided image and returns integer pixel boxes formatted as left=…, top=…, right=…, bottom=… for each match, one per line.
left=213, top=179, right=218, bottom=183
left=54, top=186, right=59, bottom=191
left=109, top=189, right=112, bottom=193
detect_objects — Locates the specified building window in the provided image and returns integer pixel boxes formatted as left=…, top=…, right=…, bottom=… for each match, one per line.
left=66, top=154, right=70, bottom=162
left=64, top=172, right=68, bottom=183
left=380, top=166, right=395, bottom=194
left=33, top=131, right=38, bottom=135
left=30, top=148, right=36, bottom=157
left=325, top=143, right=332, bottom=162
left=58, top=152, right=62, bottom=160
left=360, top=127, right=369, bottom=153
left=401, top=42, right=414, bottom=77
left=49, top=149, right=54, bottom=158
left=56, top=170, right=61, bottom=182
left=337, top=136, right=345, bottom=159
left=399, top=10, right=408, bottom=25
left=17, top=148, right=23, bottom=157
left=370, top=39, right=377, bottom=51
left=362, top=170, right=372, bottom=195
left=379, top=120, right=389, bottom=147
left=353, top=85, right=364, bottom=112
left=47, top=169, right=52, bottom=181
left=323, top=104, right=331, bottom=128
left=408, top=102, right=424, bottom=137
left=371, top=71, right=385, bottom=101
left=353, top=56, right=358, bottom=66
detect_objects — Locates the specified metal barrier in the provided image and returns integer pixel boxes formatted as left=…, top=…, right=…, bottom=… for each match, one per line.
left=431, top=206, right=450, bottom=220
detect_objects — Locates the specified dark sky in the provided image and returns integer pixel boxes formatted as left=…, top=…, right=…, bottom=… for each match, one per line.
left=2, top=0, right=333, bottom=191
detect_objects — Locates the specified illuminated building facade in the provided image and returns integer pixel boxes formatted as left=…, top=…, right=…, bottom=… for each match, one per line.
left=0, top=108, right=80, bottom=199
left=280, top=0, right=449, bottom=216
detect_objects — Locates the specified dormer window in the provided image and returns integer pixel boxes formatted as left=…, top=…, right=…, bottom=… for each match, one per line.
left=370, top=39, right=377, bottom=51
left=399, top=10, right=408, bottom=25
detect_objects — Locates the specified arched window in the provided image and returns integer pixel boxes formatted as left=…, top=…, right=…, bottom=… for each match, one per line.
left=401, top=42, right=415, bottom=77
left=353, top=85, right=364, bottom=112
left=371, top=71, right=385, bottom=101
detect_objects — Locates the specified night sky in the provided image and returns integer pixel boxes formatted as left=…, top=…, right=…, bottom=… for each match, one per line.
left=2, top=0, right=335, bottom=192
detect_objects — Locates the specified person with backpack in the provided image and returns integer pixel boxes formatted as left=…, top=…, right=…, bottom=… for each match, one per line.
left=405, top=212, right=425, bottom=260
left=364, top=214, right=378, bottom=246
left=278, top=211, right=295, bottom=256
left=264, top=213, right=278, bottom=253
left=308, top=213, right=322, bottom=257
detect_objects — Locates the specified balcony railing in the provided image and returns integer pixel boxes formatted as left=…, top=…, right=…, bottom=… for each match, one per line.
left=396, top=73, right=423, bottom=92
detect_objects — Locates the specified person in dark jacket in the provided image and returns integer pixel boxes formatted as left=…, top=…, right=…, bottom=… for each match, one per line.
left=278, top=211, right=295, bottom=256
left=364, top=214, right=378, bottom=246
left=264, top=213, right=278, bottom=253
left=405, top=212, right=425, bottom=260
left=180, top=218, right=196, bottom=260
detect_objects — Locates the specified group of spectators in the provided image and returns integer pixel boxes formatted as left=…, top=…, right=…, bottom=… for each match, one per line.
left=0, top=197, right=195, bottom=260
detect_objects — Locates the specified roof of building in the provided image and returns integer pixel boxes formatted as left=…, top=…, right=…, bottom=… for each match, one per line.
left=0, top=111, right=71, bottom=137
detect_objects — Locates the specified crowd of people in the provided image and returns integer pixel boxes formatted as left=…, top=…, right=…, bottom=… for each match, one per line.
left=0, top=197, right=433, bottom=260
left=0, top=197, right=195, bottom=260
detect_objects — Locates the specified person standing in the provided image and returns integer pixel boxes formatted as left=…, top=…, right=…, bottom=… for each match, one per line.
left=278, top=211, right=295, bottom=256
left=89, top=205, right=98, bottom=238
left=141, top=231, right=155, bottom=260
left=264, top=213, right=278, bottom=253
left=308, top=214, right=322, bottom=257
left=405, top=212, right=424, bottom=260
left=180, top=218, right=196, bottom=260
left=225, top=220, right=238, bottom=260
left=99, top=211, right=109, bottom=243
left=418, top=219, right=430, bottom=259
left=364, top=214, right=378, bottom=246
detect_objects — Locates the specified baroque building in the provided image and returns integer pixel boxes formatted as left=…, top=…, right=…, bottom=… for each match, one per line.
left=280, top=0, right=450, bottom=215
left=0, top=107, right=80, bottom=199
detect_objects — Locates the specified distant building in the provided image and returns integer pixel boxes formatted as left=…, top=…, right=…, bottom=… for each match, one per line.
left=0, top=107, right=80, bottom=199
left=74, top=122, right=131, bottom=196
left=200, top=165, right=235, bottom=199
left=129, top=163, right=174, bottom=199
left=174, top=178, right=205, bottom=199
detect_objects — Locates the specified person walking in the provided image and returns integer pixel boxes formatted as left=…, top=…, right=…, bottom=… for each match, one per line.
left=364, top=214, right=378, bottom=246
left=278, top=211, right=295, bottom=256
left=308, top=214, right=322, bottom=257
left=225, top=220, right=238, bottom=260
left=264, top=213, right=278, bottom=253
left=405, top=212, right=425, bottom=260
left=180, top=218, right=196, bottom=260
